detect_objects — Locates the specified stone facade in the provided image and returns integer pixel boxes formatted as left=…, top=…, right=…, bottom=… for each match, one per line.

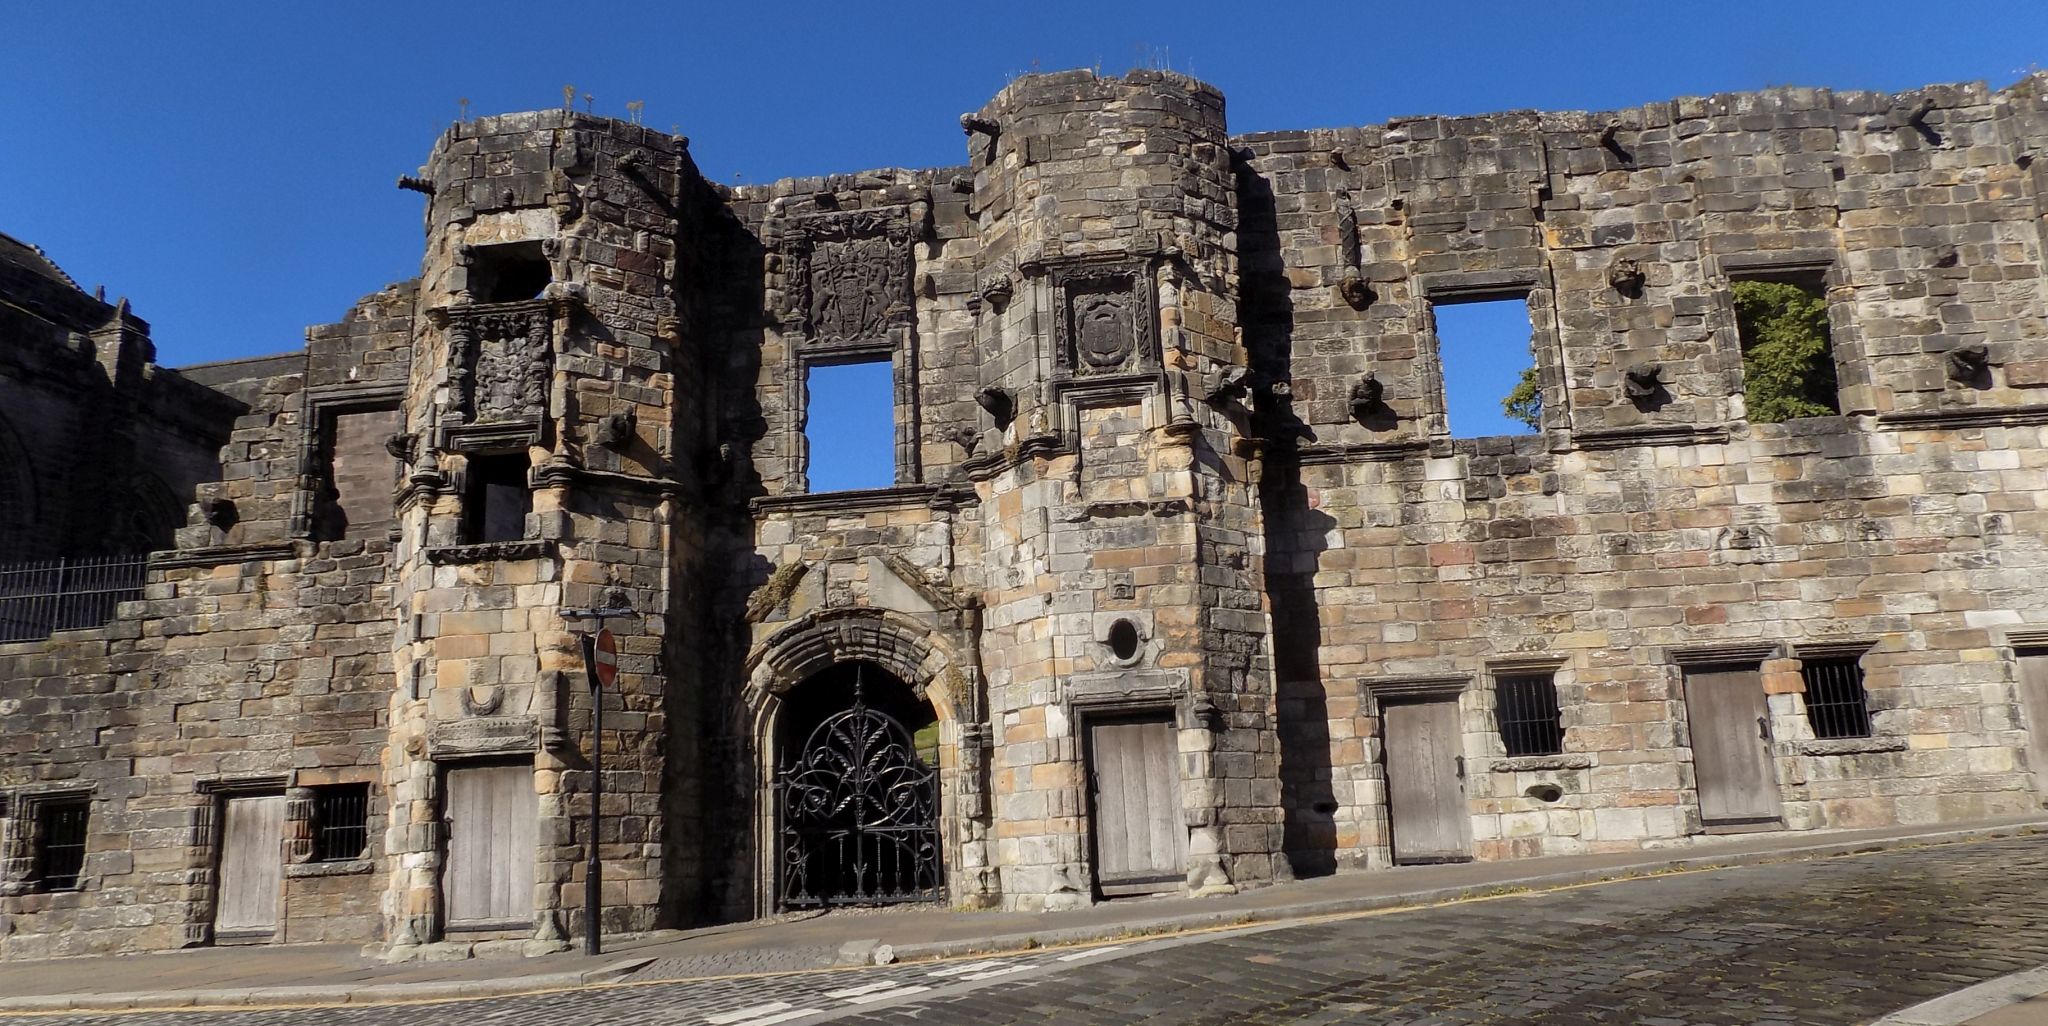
left=6, top=69, right=2048, bottom=957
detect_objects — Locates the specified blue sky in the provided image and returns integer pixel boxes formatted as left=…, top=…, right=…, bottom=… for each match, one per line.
left=3, top=1, right=2040, bottom=376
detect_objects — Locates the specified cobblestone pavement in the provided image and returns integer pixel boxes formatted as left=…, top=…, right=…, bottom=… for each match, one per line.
left=9, top=836, right=2047, bottom=1026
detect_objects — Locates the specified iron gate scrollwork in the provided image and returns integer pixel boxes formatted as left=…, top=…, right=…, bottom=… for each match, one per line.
left=776, top=671, right=942, bottom=908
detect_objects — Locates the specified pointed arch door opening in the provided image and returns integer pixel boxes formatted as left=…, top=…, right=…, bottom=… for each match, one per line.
left=775, top=661, right=943, bottom=908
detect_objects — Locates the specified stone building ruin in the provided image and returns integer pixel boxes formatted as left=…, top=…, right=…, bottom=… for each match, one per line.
left=6, top=67, right=2048, bottom=957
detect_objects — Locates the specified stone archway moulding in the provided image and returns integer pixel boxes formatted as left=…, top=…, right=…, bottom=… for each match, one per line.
left=744, top=606, right=971, bottom=726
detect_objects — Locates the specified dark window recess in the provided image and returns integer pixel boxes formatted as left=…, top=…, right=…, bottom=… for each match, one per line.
left=463, top=454, right=531, bottom=543
left=471, top=242, right=551, bottom=303
left=312, top=785, right=370, bottom=862
left=1801, top=657, right=1873, bottom=739
left=1496, top=673, right=1565, bottom=757
left=1107, top=619, right=1140, bottom=662
left=37, top=799, right=90, bottom=890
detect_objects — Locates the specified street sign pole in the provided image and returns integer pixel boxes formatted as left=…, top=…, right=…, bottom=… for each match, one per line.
left=561, top=604, right=631, bottom=958
left=580, top=621, right=602, bottom=957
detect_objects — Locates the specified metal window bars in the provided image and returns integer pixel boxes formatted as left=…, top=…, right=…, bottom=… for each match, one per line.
left=38, top=801, right=90, bottom=891
left=1800, top=657, right=1873, bottom=739
left=1496, top=673, right=1565, bottom=757
left=313, top=786, right=370, bottom=862
left=0, top=555, right=148, bottom=643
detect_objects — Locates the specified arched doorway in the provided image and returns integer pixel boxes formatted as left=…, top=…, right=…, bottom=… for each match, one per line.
left=774, top=660, right=942, bottom=908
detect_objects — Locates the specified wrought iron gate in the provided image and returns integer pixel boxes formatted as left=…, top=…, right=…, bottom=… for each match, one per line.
left=776, top=672, right=942, bottom=908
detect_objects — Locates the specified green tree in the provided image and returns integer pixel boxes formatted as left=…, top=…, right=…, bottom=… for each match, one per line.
left=1503, top=365, right=1542, bottom=429
left=1734, top=280, right=1838, bottom=422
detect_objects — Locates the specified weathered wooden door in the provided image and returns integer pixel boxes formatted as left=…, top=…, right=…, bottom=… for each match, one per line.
left=1684, top=665, right=1781, bottom=825
left=2014, top=652, right=2048, bottom=800
left=1381, top=698, right=1470, bottom=863
left=214, top=795, right=285, bottom=937
left=444, top=764, right=536, bottom=929
left=1086, top=714, right=1187, bottom=896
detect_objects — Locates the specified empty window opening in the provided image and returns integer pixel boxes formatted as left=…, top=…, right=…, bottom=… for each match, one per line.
left=471, top=242, right=552, bottom=303
left=1433, top=296, right=1539, bottom=437
left=1800, top=656, right=1872, bottom=739
left=36, top=798, right=90, bottom=891
left=1495, top=672, right=1565, bottom=757
left=463, top=453, right=532, bottom=544
left=804, top=359, right=896, bottom=493
left=312, top=785, right=371, bottom=862
left=1733, top=275, right=1838, bottom=422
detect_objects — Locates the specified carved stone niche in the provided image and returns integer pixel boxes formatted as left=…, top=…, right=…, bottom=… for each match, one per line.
left=1050, top=257, right=1158, bottom=382
left=782, top=208, right=916, bottom=345
left=437, top=299, right=553, bottom=426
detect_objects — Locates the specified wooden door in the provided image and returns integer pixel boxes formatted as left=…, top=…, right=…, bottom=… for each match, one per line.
left=1086, top=715, right=1187, bottom=896
left=1684, top=665, right=1781, bottom=825
left=1382, top=698, right=1469, bottom=863
left=2015, top=653, right=2048, bottom=800
left=444, top=764, right=536, bottom=929
left=215, top=795, right=285, bottom=937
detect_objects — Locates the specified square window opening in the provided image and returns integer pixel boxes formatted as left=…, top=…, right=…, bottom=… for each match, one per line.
left=1496, top=673, right=1565, bottom=757
left=1432, top=295, right=1539, bottom=438
left=470, top=242, right=552, bottom=304
left=36, top=798, right=90, bottom=891
left=1800, top=657, right=1872, bottom=739
left=1732, top=273, right=1839, bottom=422
left=804, top=358, right=897, bottom=493
left=312, top=784, right=371, bottom=863
left=463, top=453, right=532, bottom=544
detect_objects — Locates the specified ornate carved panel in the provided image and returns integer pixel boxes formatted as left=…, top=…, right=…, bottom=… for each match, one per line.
left=784, top=209, right=914, bottom=346
left=1051, top=259, right=1157, bottom=380
left=441, top=299, right=552, bottom=425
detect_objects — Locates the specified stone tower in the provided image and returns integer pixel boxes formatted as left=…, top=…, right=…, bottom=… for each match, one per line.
left=379, top=111, right=714, bottom=953
left=960, top=70, right=1284, bottom=909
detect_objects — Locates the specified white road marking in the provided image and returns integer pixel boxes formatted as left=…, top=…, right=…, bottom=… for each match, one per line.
left=1058, top=945, right=1126, bottom=961
left=823, top=980, right=906, bottom=998
left=843, top=985, right=932, bottom=1004
left=927, top=959, right=1006, bottom=977
left=720, top=1010, right=820, bottom=1026
left=960, top=965, right=1034, bottom=981
left=706, top=1002, right=791, bottom=1024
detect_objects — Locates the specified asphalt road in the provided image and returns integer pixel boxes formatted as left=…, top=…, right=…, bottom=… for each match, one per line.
left=10, top=835, right=2046, bottom=1026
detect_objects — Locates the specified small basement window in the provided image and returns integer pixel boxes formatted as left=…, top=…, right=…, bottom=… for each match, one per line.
left=804, top=358, right=896, bottom=493
left=36, top=798, right=90, bottom=891
left=471, top=242, right=552, bottom=303
left=1495, top=672, right=1565, bottom=757
left=1800, top=656, right=1872, bottom=739
left=1732, top=275, right=1839, bottom=421
left=463, top=453, right=531, bottom=543
left=1433, top=296, right=1539, bottom=437
left=312, top=784, right=370, bottom=862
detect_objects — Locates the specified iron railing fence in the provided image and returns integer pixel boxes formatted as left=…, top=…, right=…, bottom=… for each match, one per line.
left=1801, top=657, right=1873, bottom=739
left=0, top=554, right=149, bottom=644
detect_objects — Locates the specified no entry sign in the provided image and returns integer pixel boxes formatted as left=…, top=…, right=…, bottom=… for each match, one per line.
left=592, top=629, right=619, bottom=688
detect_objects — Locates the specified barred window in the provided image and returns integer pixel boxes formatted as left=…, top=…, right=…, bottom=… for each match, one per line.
left=1496, top=673, right=1565, bottom=757
left=1801, top=657, right=1872, bottom=739
left=36, top=798, right=90, bottom=891
left=312, top=785, right=370, bottom=863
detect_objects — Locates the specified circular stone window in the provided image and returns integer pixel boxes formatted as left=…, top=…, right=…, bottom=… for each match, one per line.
left=1106, top=619, right=1141, bottom=664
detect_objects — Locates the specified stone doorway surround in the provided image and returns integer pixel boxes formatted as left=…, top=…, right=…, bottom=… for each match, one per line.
left=742, top=608, right=993, bottom=915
